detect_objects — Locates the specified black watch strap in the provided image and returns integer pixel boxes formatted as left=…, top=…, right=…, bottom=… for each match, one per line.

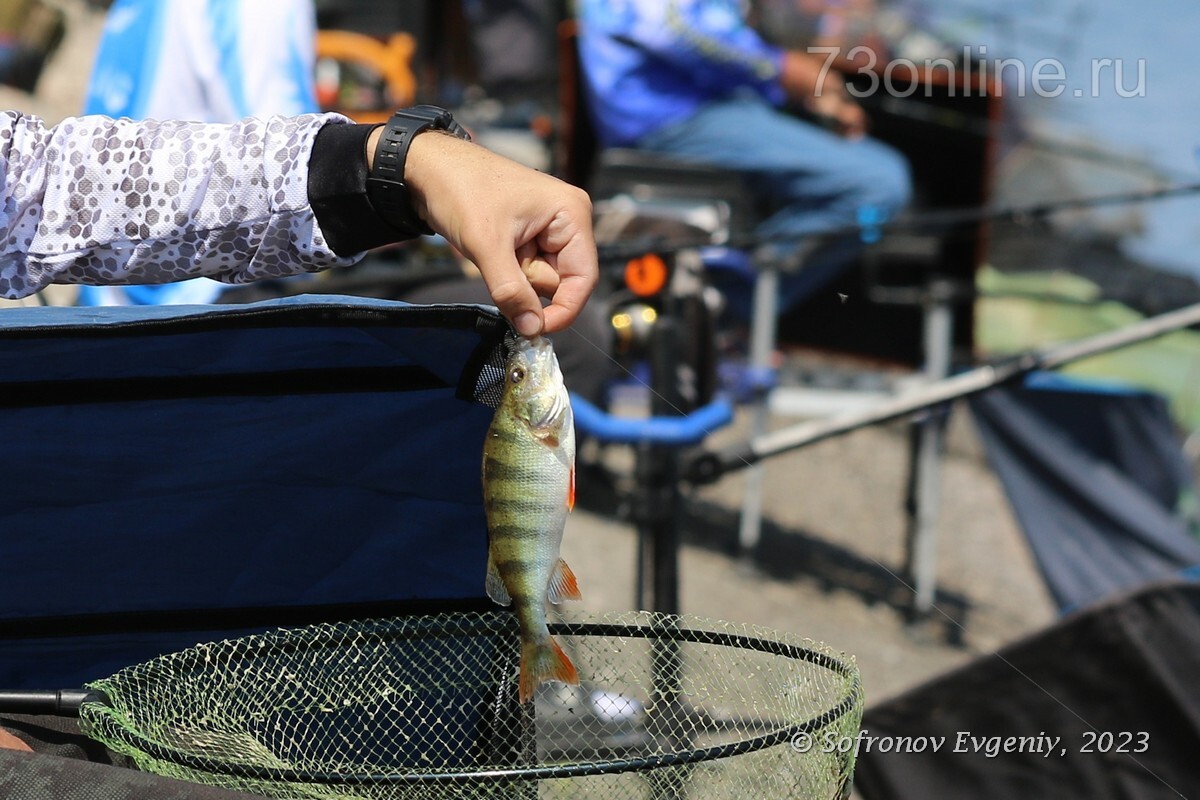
left=366, top=105, right=470, bottom=236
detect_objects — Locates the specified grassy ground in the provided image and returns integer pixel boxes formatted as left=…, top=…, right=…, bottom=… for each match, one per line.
left=975, top=265, right=1200, bottom=430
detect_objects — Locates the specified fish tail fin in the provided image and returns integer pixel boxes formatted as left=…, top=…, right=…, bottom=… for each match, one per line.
left=519, top=635, right=578, bottom=703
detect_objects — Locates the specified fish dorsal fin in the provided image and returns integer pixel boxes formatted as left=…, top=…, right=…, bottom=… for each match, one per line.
left=547, top=558, right=582, bottom=604
left=486, top=550, right=512, bottom=606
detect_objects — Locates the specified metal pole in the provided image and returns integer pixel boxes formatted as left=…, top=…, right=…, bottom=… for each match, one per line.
left=737, top=264, right=779, bottom=557
left=644, top=313, right=684, bottom=614
left=634, top=442, right=650, bottom=612
left=904, top=280, right=955, bottom=616
left=645, top=286, right=689, bottom=800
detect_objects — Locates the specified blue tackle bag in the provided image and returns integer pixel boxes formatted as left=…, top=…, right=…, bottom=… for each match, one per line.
left=0, top=296, right=511, bottom=690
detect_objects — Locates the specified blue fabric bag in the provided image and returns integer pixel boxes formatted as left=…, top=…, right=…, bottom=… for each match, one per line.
left=0, top=296, right=509, bottom=690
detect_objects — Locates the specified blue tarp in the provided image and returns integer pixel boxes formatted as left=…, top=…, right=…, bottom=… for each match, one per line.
left=969, top=372, right=1200, bottom=612
left=0, top=296, right=510, bottom=689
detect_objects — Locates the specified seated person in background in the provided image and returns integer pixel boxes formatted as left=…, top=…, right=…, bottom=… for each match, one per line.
left=575, top=0, right=911, bottom=319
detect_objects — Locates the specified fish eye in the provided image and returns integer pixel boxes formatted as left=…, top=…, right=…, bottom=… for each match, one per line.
left=509, top=366, right=526, bottom=384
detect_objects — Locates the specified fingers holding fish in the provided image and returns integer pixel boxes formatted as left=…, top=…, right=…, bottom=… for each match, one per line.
left=518, top=243, right=562, bottom=301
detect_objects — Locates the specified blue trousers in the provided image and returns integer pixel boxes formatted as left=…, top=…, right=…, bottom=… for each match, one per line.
left=638, top=94, right=912, bottom=317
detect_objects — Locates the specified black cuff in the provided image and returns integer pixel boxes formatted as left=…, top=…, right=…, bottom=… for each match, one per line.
left=307, top=122, right=420, bottom=256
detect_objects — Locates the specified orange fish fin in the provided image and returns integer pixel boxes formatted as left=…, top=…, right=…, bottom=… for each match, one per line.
left=519, top=635, right=579, bottom=703
left=547, top=558, right=582, bottom=604
left=568, top=464, right=576, bottom=511
left=485, top=550, right=511, bottom=607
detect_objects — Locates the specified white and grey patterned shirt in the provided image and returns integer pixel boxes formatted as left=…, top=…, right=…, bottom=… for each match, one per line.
left=0, top=111, right=360, bottom=299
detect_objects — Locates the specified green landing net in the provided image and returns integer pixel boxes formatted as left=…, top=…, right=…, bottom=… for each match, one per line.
left=79, top=611, right=863, bottom=800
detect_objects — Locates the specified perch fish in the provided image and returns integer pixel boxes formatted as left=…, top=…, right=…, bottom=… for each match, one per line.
left=482, top=335, right=580, bottom=702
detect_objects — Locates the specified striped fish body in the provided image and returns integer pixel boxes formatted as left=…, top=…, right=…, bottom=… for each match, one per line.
left=482, top=335, right=580, bottom=702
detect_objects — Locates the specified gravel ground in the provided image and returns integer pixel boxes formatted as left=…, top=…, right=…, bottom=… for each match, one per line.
left=562, top=402, right=1058, bottom=707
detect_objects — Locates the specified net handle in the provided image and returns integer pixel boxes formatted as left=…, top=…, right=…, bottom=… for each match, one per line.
left=0, top=689, right=98, bottom=716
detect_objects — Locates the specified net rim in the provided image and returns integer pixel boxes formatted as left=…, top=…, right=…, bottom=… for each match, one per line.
left=81, top=614, right=862, bottom=785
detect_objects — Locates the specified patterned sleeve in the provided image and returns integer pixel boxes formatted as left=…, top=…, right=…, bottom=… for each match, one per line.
left=0, top=111, right=360, bottom=299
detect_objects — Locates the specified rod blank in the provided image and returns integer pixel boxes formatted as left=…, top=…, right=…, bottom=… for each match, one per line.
left=686, top=299, right=1200, bottom=483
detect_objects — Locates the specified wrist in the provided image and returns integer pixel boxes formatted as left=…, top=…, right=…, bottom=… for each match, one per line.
left=306, top=108, right=469, bottom=256
left=308, top=121, right=399, bottom=255
left=366, top=105, right=470, bottom=237
left=366, top=126, right=383, bottom=171
left=400, top=130, right=478, bottom=236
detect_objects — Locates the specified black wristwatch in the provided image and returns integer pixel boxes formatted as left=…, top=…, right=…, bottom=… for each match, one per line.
left=366, top=105, right=471, bottom=236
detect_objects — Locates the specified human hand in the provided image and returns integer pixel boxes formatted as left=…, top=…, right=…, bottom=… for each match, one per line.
left=398, top=131, right=598, bottom=337
left=807, top=88, right=868, bottom=139
left=782, top=50, right=869, bottom=139
left=0, top=729, right=31, bottom=752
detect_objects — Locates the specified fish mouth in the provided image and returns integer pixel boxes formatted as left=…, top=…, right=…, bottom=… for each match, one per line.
left=511, top=336, right=569, bottom=427
left=514, top=336, right=560, bottom=384
left=514, top=335, right=553, bottom=360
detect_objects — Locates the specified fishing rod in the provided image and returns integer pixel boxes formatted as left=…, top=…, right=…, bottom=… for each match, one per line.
left=891, top=181, right=1200, bottom=230
left=682, top=298, right=1200, bottom=485
left=862, top=92, right=1185, bottom=182
left=595, top=180, right=1200, bottom=264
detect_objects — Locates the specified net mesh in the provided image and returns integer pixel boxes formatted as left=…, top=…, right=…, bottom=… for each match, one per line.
left=470, top=329, right=519, bottom=411
left=78, top=611, right=863, bottom=800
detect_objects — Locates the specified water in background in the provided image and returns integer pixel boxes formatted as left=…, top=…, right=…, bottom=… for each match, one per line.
left=893, top=0, right=1200, bottom=279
